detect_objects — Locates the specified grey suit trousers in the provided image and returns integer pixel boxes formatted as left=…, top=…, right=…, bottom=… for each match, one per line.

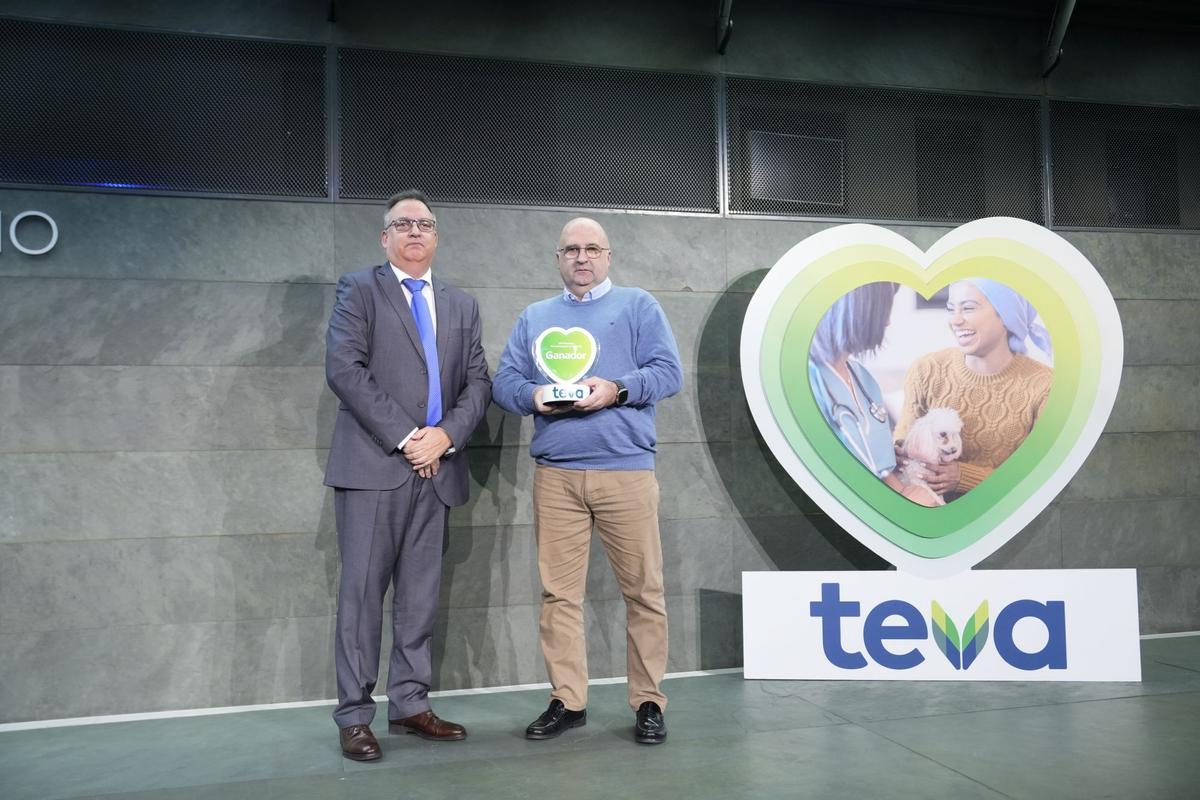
left=332, top=480, right=446, bottom=728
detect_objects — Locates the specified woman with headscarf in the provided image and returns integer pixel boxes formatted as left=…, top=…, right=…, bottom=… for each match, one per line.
left=893, top=278, right=1054, bottom=501
left=809, top=282, right=939, bottom=506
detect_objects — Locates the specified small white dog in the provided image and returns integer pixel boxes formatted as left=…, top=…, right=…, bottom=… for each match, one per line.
left=899, top=407, right=964, bottom=506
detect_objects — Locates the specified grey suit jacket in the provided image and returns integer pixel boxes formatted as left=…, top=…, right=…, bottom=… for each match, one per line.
left=323, top=264, right=491, bottom=507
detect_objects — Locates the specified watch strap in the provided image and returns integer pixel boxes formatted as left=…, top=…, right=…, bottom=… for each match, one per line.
left=613, top=379, right=629, bottom=406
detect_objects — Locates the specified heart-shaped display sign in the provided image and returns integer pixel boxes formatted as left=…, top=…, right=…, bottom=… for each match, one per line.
left=534, top=326, right=598, bottom=384
left=740, top=218, right=1123, bottom=578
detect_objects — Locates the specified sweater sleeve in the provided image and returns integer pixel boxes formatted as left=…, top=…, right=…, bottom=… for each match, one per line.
left=621, top=296, right=684, bottom=406
left=955, top=462, right=992, bottom=492
left=1031, top=370, right=1052, bottom=424
left=491, top=312, right=540, bottom=416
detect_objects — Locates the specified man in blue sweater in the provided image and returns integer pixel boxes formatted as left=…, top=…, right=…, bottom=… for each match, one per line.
left=492, top=217, right=683, bottom=745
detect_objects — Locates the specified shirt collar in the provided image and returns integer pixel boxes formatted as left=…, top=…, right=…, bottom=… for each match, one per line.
left=390, top=263, right=432, bottom=290
left=563, top=277, right=613, bottom=303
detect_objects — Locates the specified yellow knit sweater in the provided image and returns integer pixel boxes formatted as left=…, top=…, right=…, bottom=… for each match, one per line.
left=893, top=348, right=1053, bottom=493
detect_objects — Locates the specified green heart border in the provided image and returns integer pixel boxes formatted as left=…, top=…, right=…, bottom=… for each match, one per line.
left=533, top=326, right=598, bottom=384
left=741, top=219, right=1122, bottom=577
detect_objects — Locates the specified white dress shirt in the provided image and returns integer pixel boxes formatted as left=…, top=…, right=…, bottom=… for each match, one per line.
left=563, top=277, right=613, bottom=303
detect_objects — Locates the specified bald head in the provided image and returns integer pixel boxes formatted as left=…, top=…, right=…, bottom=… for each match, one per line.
left=556, top=217, right=612, bottom=299
left=558, top=217, right=609, bottom=248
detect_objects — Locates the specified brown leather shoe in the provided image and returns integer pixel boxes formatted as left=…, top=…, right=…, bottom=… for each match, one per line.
left=388, top=709, right=467, bottom=741
left=339, top=724, right=381, bottom=761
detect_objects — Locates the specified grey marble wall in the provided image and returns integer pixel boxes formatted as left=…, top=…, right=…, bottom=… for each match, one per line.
left=1, top=0, right=1198, bottom=722
left=2, top=191, right=1197, bottom=722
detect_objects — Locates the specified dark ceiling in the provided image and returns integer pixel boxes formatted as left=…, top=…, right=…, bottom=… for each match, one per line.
left=813, top=0, right=1200, bottom=30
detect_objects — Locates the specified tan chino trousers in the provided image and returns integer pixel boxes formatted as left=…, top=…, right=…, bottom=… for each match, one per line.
left=533, top=465, right=669, bottom=712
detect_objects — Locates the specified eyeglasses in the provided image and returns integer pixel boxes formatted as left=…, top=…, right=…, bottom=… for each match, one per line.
left=557, top=245, right=610, bottom=260
left=385, top=217, right=437, bottom=234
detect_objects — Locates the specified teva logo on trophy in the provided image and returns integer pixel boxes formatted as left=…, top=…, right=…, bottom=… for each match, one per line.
left=739, top=218, right=1123, bottom=577
left=548, top=385, right=589, bottom=402
left=739, top=219, right=1141, bottom=682
left=534, top=327, right=598, bottom=385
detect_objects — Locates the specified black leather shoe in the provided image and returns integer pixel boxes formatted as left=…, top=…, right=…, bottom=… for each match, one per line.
left=635, top=701, right=667, bottom=744
left=525, top=699, right=586, bottom=740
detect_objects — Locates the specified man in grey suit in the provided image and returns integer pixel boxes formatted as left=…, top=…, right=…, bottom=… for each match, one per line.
left=324, top=189, right=491, bottom=761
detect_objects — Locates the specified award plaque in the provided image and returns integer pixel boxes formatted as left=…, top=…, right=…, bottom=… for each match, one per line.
left=533, top=326, right=598, bottom=404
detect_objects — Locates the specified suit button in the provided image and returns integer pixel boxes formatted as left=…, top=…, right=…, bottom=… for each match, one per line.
left=418, top=402, right=425, bottom=408
left=421, top=368, right=427, bottom=375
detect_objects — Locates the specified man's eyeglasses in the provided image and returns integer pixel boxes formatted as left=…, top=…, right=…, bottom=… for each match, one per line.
left=557, top=245, right=610, bottom=260
left=385, top=217, right=437, bottom=234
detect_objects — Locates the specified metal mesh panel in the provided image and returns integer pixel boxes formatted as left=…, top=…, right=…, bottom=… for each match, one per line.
left=726, top=78, right=1044, bottom=222
left=339, top=49, right=719, bottom=212
left=0, top=18, right=326, bottom=196
left=1050, top=100, right=1200, bottom=228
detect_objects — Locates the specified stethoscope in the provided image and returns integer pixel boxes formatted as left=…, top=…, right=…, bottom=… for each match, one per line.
left=822, top=364, right=889, bottom=475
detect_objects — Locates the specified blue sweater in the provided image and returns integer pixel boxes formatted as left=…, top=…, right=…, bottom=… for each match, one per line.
left=492, top=286, right=683, bottom=470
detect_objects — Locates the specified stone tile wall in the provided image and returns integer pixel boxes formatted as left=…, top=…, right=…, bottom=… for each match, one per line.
left=2, top=192, right=1196, bottom=721
left=1, top=0, right=1197, bottom=722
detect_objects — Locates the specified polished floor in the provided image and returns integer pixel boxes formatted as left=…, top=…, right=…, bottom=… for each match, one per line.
left=3, top=636, right=1199, bottom=800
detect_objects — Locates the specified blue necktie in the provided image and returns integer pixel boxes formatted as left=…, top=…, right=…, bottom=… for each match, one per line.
left=401, top=278, right=442, bottom=427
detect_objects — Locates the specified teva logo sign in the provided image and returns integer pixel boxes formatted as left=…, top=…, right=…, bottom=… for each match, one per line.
left=738, top=220, right=1141, bottom=683
left=811, top=583, right=1064, bottom=672
left=744, top=571, right=1140, bottom=681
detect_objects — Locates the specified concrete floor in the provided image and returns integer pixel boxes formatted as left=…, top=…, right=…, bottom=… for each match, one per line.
left=3, top=636, right=1199, bottom=800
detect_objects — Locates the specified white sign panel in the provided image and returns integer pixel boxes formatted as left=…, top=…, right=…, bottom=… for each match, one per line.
left=744, top=570, right=1141, bottom=681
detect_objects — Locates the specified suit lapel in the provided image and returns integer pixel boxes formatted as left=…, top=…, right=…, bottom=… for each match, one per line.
left=433, top=277, right=450, bottom=372
left=374, top=265, right=424, bottom=360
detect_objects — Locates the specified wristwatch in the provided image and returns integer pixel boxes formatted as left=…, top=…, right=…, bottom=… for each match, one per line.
left=613, top=379, right=629, bottom=406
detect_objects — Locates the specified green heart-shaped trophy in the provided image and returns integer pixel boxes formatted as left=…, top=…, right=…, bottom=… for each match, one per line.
left=534, top=326, right=599, bottom=404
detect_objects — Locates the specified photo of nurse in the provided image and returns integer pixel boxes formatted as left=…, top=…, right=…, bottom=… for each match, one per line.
left=808, top=282, right=940, bottom=507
